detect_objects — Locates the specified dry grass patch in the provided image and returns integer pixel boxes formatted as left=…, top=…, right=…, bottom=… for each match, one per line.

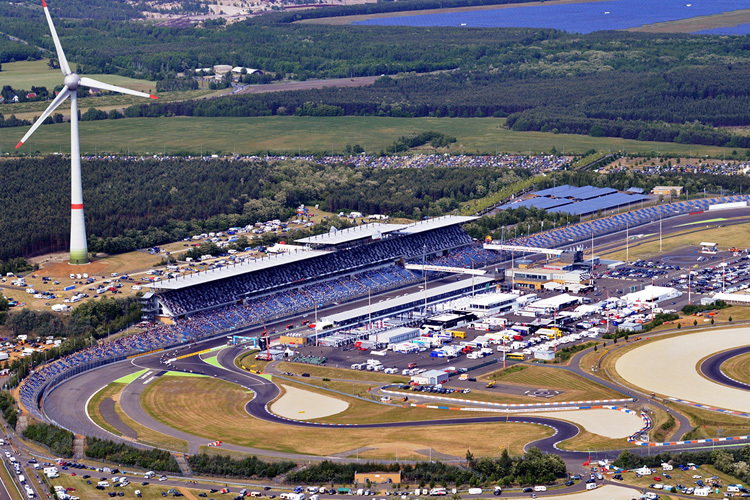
left=482, top=365, right=622, bottom=401
left=113, top=400, right=189, bottom=452
left=721, top=351, right=750, bottom=385
left=275, top=361, right=407, bottom=383
left=632, top=9, right=750, bottom=33
left=556, top=429, right=627, bottom=452
left=673, top=403, right=750, bottom=440
left=349, top=423, right=548, bottom=458
left=141, top=377, right=551, bottom=457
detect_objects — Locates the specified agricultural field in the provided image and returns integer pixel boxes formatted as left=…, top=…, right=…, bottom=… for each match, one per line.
left=2, top=115, right=742, bottom=157
left=1, top=60, right=223, bottom=121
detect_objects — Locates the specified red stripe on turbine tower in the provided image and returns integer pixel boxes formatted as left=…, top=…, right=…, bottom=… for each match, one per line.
left=71, top=203, right=83, bottom=209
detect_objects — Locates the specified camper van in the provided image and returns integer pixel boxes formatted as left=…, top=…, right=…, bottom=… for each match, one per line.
left=634, top=466, right=652, bottom=476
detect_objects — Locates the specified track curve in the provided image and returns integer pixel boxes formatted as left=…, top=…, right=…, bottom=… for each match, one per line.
left=700, top=345, right=750, bottom=390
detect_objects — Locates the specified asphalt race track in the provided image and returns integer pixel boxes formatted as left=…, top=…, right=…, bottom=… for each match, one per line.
left=700, top=345, right=750, bottom=390
left=37, top=208, right=750, bottom=467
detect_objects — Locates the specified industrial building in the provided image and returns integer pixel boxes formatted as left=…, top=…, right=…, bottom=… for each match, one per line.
left=622, top=285, right=681, bottom=304
left=507, top=268, right=591, bottom=290
left=411, top=369, right=450, bottom=386
left=466, top=293, right=520, bottom=314
left=369, top=327, right=420, bottom=345
left=651, top=186, right=684, bottom=197
left=711, top=291, right=750, bottom=306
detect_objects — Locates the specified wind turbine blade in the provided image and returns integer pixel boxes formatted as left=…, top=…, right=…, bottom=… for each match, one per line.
left=16, top=87, right=71, bottom=149
left=79, top=77, right=158, bottom=99
left=42, top=0, right=72, bottom=75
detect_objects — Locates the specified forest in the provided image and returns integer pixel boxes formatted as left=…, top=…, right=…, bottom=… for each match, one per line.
left=0, top=156, right=530, bottom=260
left=2, top=154, right=748, bottom=262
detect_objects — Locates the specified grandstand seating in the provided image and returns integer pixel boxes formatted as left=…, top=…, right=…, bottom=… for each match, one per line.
left=159, top=225, right=473, bottom=315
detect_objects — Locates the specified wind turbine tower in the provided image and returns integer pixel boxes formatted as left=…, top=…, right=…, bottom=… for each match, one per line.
left=16, top=0, right=157, bottom=264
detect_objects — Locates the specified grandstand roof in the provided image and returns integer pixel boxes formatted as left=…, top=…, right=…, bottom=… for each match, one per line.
left=295, top=223, right=408, bottom=246
left=397, top=215, right=478, bottom=235
left=148, top=249, right=330, bottom=290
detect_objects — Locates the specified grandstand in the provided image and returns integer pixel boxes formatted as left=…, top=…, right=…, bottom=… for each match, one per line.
left=149, top=216, right=480, bottom=318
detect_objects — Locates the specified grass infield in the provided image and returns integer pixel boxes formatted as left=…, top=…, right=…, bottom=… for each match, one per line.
left=140, top=376, right=552, bottom=457
left=720, top=351, right=750, bottom=385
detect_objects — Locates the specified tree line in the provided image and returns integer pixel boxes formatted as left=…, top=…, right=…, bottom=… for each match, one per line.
left=0, top=156, right=531, bottom=261
left=86, top=437, right=181, bottom=473
left=22, top=422, right=74, bottom=456
left=286, top=448, right=565, bottom=487
left=19, top=422, right=181, bottom=472
left=187, top=453, right=295, bottom=478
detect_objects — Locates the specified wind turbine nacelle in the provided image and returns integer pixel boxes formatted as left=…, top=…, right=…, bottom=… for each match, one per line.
left=64, top=73, right=80, bottom=90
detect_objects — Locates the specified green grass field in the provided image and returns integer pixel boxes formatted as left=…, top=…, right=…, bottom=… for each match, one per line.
left=3, top=115, right=744, bottom=157
left=1, top=59, right=155, bottom=95
left=1, top=59, right=223, bottom=120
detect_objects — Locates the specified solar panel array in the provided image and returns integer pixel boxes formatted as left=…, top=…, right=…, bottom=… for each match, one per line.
left=501, top=184, right=649, bottom=215
left=501, top=197, right=574, bottom=210
left=548, top=192, right=649, bottom=215
left=564, top=186, right=617, bottom=200
left=531, top=184, right=575, bottom=197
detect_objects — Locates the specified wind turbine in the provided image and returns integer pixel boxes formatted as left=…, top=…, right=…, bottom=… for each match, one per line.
left=16, top=0, right=157, bottom=265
